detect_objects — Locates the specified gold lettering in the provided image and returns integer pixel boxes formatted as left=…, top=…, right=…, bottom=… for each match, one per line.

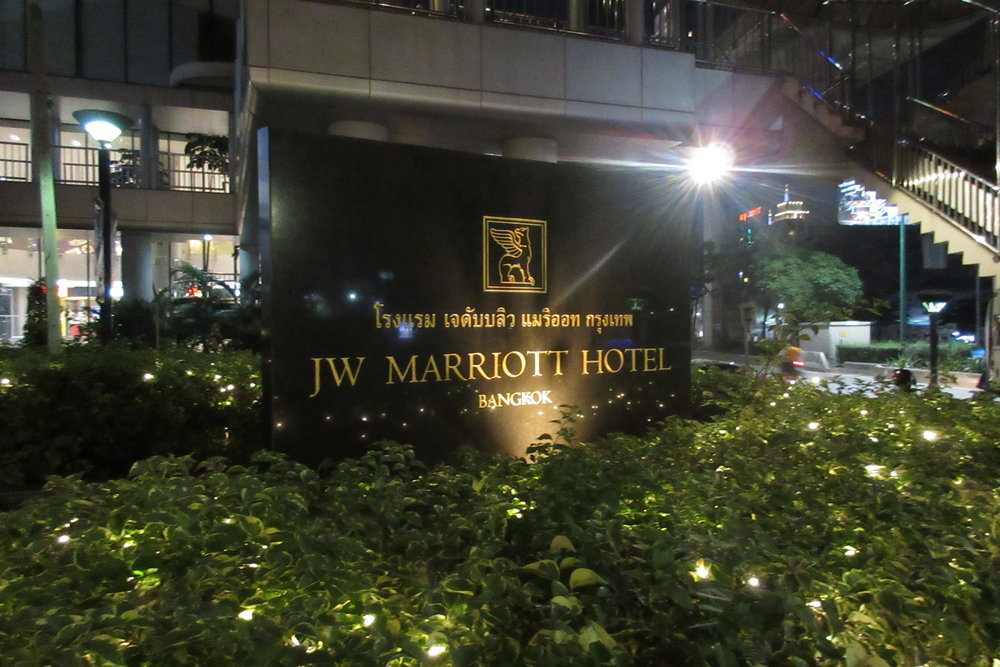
left=478, top=394, right=488, bottom=408
left=622, top=347, right=636, bottom=371
left=501, top=351, right=527, bottom=378
left=526, top=350, right=545, bottom=376
left=443, top=353, right=466, bottom=381
left=659, top=347, right=672, bottom=371
left=604, top=348, right=625, bottom=373
left=310, top=357, right=366, bottom=397
left=581, top=349, right=603, bottom=375
left=468, top=352, right=495, bottom=380
left=386, top=356, right=419, bottom=384
left=643, top=348, right=658, bottom=372
left=420, top=355, right=443, bottom=383
left=551, top=350, right=567, bottom=375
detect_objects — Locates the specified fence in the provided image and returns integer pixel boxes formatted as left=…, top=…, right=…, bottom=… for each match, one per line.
left=0, top=144, right=228, bottom=193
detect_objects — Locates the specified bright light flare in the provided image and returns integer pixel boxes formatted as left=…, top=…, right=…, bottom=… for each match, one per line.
left=687, top=144, right=733, bottom=184
left=427, top=645, right=447, bottom=658
left=82, top=119, right=123, bottom=143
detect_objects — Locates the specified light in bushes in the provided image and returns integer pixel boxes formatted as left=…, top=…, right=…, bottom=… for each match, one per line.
left=747, top=576, right=761, bottom=587
left=427, top=645, right=447, bottom=658
left=864, top=464, right=884, bottom=477
left=362, top=614, right=376, bottom=627
left=692, top=560, right=711, bottom=580
left=807, top=422, right=819, bottom=430
left=237, top=608, right=254, bottom=621
left=843, top=546, right=858, bottom=557
left=922, top=430, right=939, bottom=441
left=55, top=535, right=70, bottom=544
left=142, top=373, right=155, bottom=381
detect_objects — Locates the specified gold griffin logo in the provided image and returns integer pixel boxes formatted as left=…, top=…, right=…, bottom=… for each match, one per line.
left=483, top=217, right=547, bottom=293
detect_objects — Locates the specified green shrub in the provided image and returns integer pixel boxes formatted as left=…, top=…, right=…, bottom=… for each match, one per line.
left=1, top=374, right=998, bottom=664
left=838, top=341, right=982, bottom=372
left=0, top=346, right=263, bottom=489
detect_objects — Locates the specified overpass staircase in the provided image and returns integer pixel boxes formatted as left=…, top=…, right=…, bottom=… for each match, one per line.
left=782, top=74, right=1000, bottom=379
left=784, top=80, right=1000, bottom=281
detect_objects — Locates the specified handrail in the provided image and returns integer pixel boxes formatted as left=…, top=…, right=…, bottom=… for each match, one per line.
left=0, top=143, right=229, bottom=194
left=897, top=141, right=1000, bottom=251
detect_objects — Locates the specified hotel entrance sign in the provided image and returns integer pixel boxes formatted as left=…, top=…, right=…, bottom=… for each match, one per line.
left=259, top=130, right=692, bottom=463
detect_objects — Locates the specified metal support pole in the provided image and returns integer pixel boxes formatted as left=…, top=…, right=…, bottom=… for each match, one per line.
left=98, top=145, right=115, bottom=344
left=899, top=213, right=907, bottom=347
left=929, top=311, right=940, bottom=387
left=994, top=17, right=1000, bottom=186
left=891, top=3, right=901, bottom=187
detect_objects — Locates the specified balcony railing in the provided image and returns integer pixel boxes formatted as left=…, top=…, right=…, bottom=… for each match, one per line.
left=0, top=143, right=229, bottom=193
left=0, top=141, right=30, bottom=182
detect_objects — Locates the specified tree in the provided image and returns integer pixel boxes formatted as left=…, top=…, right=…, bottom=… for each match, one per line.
left=21, top=279, right=47, bottom=347
left=755, top=246, right=863, bottom=324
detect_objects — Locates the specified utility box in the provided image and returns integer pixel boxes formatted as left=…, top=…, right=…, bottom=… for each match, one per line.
left=802, top=321, right=872, bottom=365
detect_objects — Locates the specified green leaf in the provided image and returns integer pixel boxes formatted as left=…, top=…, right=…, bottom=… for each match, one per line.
left=569, top=568, right=607, bottom=589
left=523, top=560, right=560, bottom=581
left=549, top=535, right=575, bottom=553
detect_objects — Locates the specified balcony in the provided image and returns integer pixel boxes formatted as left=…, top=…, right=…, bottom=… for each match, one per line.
left=0, top=141, right=228, bottom=194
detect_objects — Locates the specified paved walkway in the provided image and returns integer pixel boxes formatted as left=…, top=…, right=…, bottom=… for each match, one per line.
left=694, top=354, right=985, bottom=401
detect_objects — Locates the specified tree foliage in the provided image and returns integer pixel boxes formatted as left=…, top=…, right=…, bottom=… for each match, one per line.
left=755, top=246, right=863, bottom=323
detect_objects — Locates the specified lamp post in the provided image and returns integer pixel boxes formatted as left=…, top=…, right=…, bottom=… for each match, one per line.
left=919, top=290, right=950, bottom=387
left=686, top=143, right=733, bottom=349
left=202, top=234, right=213, bottom=272
left=73, top=110, right=133, bottom=344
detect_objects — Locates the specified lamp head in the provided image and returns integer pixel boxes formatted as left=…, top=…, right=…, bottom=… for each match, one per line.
left=687, top=143, right=733, bottom=185
left=72, top=109, right=134, bottom=144
left=918, top=289, right=951, bottom=314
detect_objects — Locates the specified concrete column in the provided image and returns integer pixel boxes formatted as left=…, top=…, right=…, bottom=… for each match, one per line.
left=121, top=231, right=154, bottom=302
left=328, top=120, right=389, bottom=142
left=139, top=105, right=161, bottom=189
left=502, top=137, right=558, bottom=163
left=625, top=0, right=645, bottom=46
left=989, top=285, right=1000, bottom=388
left=48, top=98, right=61, bottom=181
left=569, top=0, right=587, bottom=32
left=240, top=165, right=260, bottom=284
left=465, top=0, right=485, bottom=24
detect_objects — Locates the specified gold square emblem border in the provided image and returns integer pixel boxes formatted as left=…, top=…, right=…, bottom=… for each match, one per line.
left=482, top=216, right=548, bottom=294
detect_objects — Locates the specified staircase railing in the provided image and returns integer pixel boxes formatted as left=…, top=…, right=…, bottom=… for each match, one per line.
left=897, top=141, right=1000, bottom=252
left=850, top=128, right=1000, bottom=255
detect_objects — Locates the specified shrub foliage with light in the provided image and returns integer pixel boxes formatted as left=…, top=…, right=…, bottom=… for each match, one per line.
left=0, top=346, right=262, bottom=488
left=1, top=372, right=999, bottom=664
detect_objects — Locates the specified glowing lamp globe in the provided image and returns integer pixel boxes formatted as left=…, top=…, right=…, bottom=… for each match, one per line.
left=687, top=143, right=733, bottom=185
left=72, top=109, right=133, bottom=144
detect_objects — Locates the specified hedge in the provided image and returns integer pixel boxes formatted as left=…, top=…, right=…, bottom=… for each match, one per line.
left=1, top=372, right=998, bottom=665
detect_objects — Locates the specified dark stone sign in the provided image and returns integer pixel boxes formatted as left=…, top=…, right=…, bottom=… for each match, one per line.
left=259, top=129, right=692, bottom=463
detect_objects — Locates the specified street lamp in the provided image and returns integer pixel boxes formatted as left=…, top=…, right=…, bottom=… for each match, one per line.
left=202, top=234, right=213, bottom=271
left=73, top=109, right=133, bottom=343
left=919, top=290, right=951, bottom=387
left=687, top=143, right=734, bottom=186
left=686, top=142, right=734, bottom=348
